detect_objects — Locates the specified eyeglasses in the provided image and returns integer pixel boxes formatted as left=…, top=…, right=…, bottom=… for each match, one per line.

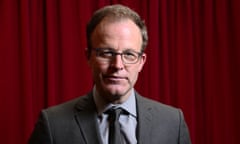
left=92, top=48, right=143, bottom=64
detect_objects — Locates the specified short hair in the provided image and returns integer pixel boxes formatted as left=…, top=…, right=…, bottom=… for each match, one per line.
left=86, top=4, right=148, bottom=53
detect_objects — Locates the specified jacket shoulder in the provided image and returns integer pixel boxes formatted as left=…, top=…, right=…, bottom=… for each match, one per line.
left=42, top=93, right=92, bottom=122
left=137, top=94, right=180, bottom=114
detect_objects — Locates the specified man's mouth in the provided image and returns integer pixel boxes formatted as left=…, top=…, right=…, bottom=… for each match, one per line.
left=103, top=75, right=127, bottom=82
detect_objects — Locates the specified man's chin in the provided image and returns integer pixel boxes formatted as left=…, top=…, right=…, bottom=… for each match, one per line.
left=105, top=83, right=124, bottom=90
left=104, top=86, right=132, bottom=97
left=106, top=89, right=125, bottom=96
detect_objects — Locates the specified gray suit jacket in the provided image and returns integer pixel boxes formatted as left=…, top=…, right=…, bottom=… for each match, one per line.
left=29, top=91, right=191, bottom=144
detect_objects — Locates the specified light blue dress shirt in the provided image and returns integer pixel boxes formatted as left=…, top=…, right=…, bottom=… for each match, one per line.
left=93, top=87, right=137, bottom=144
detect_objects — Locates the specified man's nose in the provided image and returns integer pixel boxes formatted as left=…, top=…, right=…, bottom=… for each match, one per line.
left=111, top=54, right=124, bottom=70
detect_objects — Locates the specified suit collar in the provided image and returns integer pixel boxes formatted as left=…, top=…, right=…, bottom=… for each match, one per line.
left=93, top=88, right=137, bottom=117
left=135, top=93, right=154, bottom=144
left=74, top=92, right=103, bottom=144
left=73, top=91, right=154, bottom=144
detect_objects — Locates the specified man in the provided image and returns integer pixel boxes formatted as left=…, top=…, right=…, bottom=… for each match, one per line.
left=29, top=4, right=191, bottom=144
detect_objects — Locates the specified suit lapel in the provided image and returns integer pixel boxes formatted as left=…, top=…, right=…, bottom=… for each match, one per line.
left=72, top=91, right=154, bottom=144
left=136, top=94, right=154, bottom=144
left=74, top=93, right=103, bottom=144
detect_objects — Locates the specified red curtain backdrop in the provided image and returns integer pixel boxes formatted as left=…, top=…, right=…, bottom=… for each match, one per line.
left=0, top=0, right=239, bottom=144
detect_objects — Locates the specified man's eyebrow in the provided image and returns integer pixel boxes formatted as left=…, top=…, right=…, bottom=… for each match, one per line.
left=97, top=47, right=114, bottom=51
left=96, top=47, right=137, bottom=52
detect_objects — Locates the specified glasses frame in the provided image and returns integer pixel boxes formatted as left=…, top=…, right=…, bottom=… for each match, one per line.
left=91, top=48, right=143, bottom=64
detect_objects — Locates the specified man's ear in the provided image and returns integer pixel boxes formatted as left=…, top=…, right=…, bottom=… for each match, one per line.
left=85, top=48, right=91, bottom=66
left=138, top=53, right=147, bottom=72
left=85, top=48, right=91, bottom=59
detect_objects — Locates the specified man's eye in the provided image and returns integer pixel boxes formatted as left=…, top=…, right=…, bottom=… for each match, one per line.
left=124, top=52, right=135, bottom=56
left=98, top=51, right=114, bottom=58
left=123, top=52, right=138, bottom=59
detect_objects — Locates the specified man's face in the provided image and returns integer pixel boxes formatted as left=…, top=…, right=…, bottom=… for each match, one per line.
left=88, top=18, right=146, bottom=103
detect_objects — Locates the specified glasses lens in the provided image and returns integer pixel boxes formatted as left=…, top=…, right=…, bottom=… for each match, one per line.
left=122, top=51, right=139, bottom=64
left=94, top=48, right=141, bottom=64
left=97, top=50, right=114, bottom=59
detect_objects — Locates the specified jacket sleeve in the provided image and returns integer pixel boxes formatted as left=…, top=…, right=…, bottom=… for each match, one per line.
left=28, top=111, right=53, bottom=144
left=179, top=109, right=192, bottom=144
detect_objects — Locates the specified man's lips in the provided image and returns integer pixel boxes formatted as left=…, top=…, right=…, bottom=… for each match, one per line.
left=103, top=75, right=127, bottom=81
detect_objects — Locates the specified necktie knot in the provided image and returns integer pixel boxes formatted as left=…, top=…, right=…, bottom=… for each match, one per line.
left=106, top=108, right=123, bottom=122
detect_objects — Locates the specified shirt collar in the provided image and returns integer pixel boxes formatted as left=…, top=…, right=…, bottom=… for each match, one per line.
left=93, top=86, right=137, bottom=117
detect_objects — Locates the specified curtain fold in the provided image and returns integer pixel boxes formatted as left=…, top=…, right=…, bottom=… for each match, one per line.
left=0, top=0, right=239, bottom=144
